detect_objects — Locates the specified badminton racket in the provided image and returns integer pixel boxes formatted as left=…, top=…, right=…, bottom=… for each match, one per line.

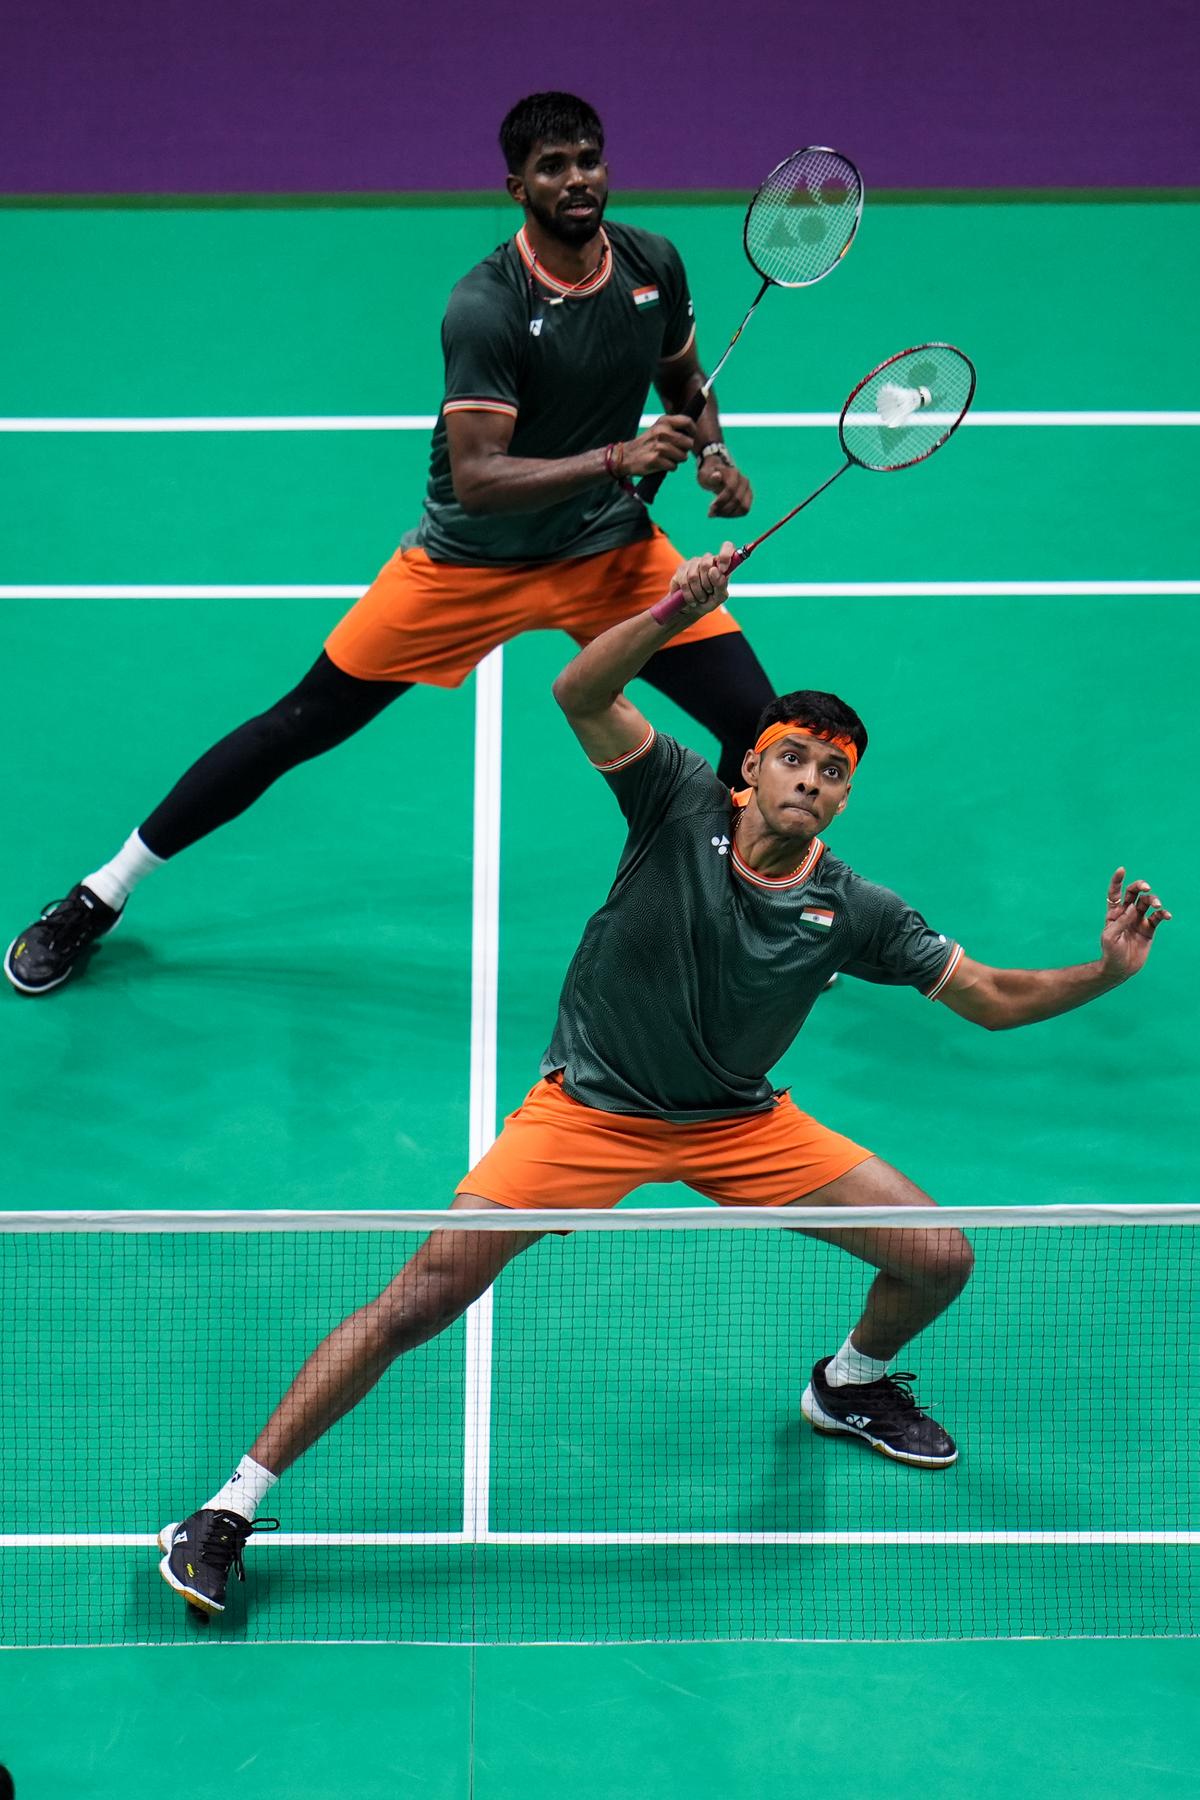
left=649, top=343, right=977, bottom=622
left=637, top=146, right=863, bottom=504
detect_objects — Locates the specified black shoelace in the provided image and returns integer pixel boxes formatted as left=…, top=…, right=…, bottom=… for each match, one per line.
left=851, top=1371, right=922, bottom=1421
left=35, top=892, right=106, bottom=950
left=198, top=1512, right=279, bottom=1585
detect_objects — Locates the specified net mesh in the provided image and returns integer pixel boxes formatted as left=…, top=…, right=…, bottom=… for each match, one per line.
left=840, top=343, right=976, bottom=470
left=743, top=149, right=862, bottom=287
left=2, top=1208, right=1195, bottom=1647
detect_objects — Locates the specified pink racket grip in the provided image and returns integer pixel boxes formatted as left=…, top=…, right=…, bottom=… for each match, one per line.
left=649, top=547, right=745, bottom=626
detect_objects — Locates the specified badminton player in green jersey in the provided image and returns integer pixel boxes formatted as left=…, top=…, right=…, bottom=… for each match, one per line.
left=158, top=546, right=1170, bottom=1617
left=8, top=91, right=768, bottom=998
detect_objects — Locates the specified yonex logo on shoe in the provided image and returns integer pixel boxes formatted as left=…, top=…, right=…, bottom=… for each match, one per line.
left=711, top=836, right=730, bottom=856
left=846, top=1414, right=870, bottom=1429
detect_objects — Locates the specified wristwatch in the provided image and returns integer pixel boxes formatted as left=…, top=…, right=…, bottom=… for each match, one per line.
left=698, top=441, right=733, bottom=466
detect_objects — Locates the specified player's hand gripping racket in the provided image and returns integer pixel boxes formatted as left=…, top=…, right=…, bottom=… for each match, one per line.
left=637, top=146, right=863, bottom=506
left=649, top=343, right=977, bottom=622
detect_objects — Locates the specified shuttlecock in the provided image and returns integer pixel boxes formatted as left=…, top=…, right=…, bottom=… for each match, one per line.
left=877, top=381, right=932, bottom=428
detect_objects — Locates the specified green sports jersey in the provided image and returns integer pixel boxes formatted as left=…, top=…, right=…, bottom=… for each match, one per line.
left=542, top=732, right=964, bottom=1122
left=405, top=220, right=696, bottom=567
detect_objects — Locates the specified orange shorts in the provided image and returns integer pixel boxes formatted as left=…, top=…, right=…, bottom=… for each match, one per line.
left=324, top=529, right=741, bottom=686
left=456, top=1076, right=874, bottom=1211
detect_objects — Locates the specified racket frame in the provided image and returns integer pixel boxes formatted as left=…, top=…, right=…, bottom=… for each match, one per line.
left=839, top=343, right=977, bottom=473
left=649, top=343, right=976, bottom=625
left=636, top=146, right=863, bottom=501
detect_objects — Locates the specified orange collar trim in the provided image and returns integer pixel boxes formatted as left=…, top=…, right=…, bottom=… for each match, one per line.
left=516, top=226, right=613, bottom=297
left=730, top=835, right=825, bottom=891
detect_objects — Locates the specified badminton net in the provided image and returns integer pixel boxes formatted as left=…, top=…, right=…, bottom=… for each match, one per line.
left=1, top=1204, right=1195, bottom=1646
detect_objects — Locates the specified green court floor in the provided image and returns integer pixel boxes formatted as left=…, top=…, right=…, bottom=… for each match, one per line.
left=1, top=196, right=1197, bottom=1793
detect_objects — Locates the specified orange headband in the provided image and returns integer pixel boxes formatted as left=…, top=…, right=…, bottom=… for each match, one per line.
left=753, top=718, right=859, bottom=774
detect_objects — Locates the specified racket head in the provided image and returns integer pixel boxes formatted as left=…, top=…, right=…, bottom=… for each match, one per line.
left=743, top=147, right=863, bottom=289
left=838, top=343, right=977, bottom=472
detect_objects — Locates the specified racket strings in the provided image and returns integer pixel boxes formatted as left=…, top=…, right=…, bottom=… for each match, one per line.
left=744, top=149, right=862, bottom=288
left=840, top=344, right=976, bottom=471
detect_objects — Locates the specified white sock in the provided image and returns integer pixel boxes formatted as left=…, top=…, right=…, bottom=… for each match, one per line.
left=83, top=831, right=164, bottom=912
left=825, top=1331, right=892, bottom=1388
left=204, top=1455, right=278, bottom=1524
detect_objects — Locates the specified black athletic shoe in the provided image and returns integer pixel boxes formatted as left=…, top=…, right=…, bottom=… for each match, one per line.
left=801, top=1357, right=958, bottom=1468
left=158, top=1508, right=279, bottom=1615
left=4, top=883, right=122, bottom=994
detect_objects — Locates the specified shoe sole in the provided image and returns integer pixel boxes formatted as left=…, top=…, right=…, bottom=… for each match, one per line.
left=4, top=939, right=77, bottom=995
left=4, top=910, right=122, bottom=996
left=156, top=1523, right=225, bottom=1615
left=800, top=1384, right=958, bottom=1469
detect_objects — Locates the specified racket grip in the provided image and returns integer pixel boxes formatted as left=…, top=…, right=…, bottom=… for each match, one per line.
left=634, top=387, right=709, bottom=506
left=649, top=547, right=745, bottom=626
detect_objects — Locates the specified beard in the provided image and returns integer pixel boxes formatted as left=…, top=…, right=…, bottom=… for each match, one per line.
left=526, top=188, right=607, bottom=248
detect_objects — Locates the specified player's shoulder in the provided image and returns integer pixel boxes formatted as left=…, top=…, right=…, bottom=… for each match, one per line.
left=445, top=241, right=524, bottom=315
left=606, top=220, right=686, bottom=279
left=608, top=730, right=725, bottom=806
left=657, top=733, right=732, bottom=815
left=812, top=849, right=890, bottom=906
left=815, top=853, right=923, bottom=933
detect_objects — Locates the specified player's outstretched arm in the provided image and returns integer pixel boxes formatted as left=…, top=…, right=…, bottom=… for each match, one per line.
left=445, top=409, right=698, bottom=515
left=937, top=868, right=1170, bottom=1031
left=552, top=544, right=734, bottom=764
left=655, top=341, right=753, bottom=520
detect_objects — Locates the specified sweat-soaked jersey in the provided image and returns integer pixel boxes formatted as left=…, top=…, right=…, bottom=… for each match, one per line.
left=541, top=732, right=964, bottom=1122
left=404, top=221, right=696, bottom=567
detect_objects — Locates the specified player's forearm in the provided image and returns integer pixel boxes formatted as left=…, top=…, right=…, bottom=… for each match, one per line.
left=962, top=962, right=1125, bottom=1030
left=552, top=610, right=679, bottom=716
left=452, top=446, right=616, bottom=514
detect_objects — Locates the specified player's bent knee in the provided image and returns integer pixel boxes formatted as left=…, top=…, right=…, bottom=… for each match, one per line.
left=927, top=1230, right=974, bottom=1293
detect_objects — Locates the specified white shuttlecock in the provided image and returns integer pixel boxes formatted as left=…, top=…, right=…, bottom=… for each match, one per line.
left=877, top=381, right=932, bottom=428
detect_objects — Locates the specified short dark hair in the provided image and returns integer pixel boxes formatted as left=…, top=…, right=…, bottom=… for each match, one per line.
left=754, top=689, right=868, bottom=764
left=499, top=92, right=605, bottom=175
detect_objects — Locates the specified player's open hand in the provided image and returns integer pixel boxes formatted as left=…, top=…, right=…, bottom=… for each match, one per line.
left=1099, top=868, right=1170, bottom=981
left=669, top=543, right=736, bottom=618
left=623, top=414, right=697, bottom=477
left=697, top=454, right=753, bottom=518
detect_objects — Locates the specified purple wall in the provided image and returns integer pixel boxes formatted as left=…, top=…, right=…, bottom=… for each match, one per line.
left=3, top=0, right=1197, bottom=193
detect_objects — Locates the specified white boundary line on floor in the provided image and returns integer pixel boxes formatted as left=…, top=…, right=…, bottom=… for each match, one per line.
left=2, top=1531, right=1195, bottom=1548
left=2, top=411, right=1199, bottom=431
left=3, top=581, right=1198, bottom=602
left=461, top=648, right=503, bottom=1544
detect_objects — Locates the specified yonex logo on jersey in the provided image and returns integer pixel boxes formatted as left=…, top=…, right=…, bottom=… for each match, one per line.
left=529, top=318, right=544, bottom=337
left=632, top=285, right=660, bottom=309
left=711, top=835, right=730, bottom=856
left=799, top=908, right=835, bottom=929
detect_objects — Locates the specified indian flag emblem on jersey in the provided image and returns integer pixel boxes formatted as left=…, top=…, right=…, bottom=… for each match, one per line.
left=800, top=907, right=835, bottom=929
left=632, top=284, right=660, bottom=309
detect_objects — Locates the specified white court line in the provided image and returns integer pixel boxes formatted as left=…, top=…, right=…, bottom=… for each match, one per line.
left=2, top=581, right=1197, bottom=602
left=461, top=648, right=504, bottom=1543
left=1, top=411, right=1199, bottom=431
left=2, top=1531, right=1195, bottom=1547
